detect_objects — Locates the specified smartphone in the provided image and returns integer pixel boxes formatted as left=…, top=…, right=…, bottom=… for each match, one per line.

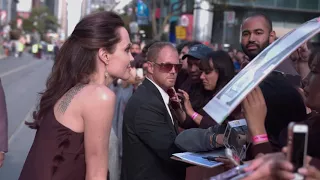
left=136, top=68, right=144, bottom=78
left=167, top=88, right=181, bottom=109
left=167, top=87, right=178, bottom=99
left=287, top=122, right=308, bottom=172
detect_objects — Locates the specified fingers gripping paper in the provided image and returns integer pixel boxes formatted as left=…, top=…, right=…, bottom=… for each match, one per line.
left=203, top=17, right=320, bottom=124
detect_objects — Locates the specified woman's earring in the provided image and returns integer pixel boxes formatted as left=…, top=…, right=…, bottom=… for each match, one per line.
left=105, top=67, right=109, bottom=79
left=105, top=57, right=110, bottom=85
left=105, top=61, right=109, bottom=79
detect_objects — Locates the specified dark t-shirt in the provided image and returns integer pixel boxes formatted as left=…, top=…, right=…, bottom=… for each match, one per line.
left=274, top=58, right=301, bottom=87
left=275, top=58, right=299, bottom=76
left=179, top=77, right=213, bottom=129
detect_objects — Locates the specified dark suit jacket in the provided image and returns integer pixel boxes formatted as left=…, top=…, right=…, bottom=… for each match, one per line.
left=0, top=79, right=8, bottom=152
left=121, top=78, right=186, bottom=180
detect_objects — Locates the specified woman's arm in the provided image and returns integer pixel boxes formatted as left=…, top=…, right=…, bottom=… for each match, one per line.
left=173, top=108, right=187, bottom=125
left=82, top=86, right=115, bottom=180
left=177, top=89, right=204, bottom=125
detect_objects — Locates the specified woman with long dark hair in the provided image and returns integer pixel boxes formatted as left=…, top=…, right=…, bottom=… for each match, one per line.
left=19, top=11, right=133, bottom=180
left=174, top=50, right=236, bottom=128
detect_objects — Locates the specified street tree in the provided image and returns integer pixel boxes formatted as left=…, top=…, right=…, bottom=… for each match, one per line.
left=21, top=6, right=59, bottom=35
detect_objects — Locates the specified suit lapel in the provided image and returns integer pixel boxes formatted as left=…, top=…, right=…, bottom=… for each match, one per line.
left=142, top=79, right=178, bottom=135
left=168, top=104, right=179, bottom=134
left=142, top=79, right=164, bottom=103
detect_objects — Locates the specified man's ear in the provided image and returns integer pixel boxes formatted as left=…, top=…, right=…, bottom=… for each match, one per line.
left=269, top=30, right=276, bottom=44
left=146, top=61, right=154, bottom=75
left=98, top=48, right=109, bottom=65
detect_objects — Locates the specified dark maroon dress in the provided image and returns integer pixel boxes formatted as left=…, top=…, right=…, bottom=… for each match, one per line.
left=19, top=110, right=85, bottom=180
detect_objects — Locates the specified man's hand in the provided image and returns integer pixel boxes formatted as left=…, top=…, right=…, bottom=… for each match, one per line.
left=0, top=152, right=5, bottom=168
left=297, top=43, right=310, bottom=62
left=299, top=166, right=320, bottom=180
left=177, top=89, right=193, bottom=116
left=243, top=153, right=295, bottom=180
left=215, top=156, right=236, bottom=169
left=290, top=43, right=310, bottom=78
left=290, top=43, right=309, bottom=63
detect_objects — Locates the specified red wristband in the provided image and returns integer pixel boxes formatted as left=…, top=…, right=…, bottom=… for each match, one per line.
left=191, top=112, right=199, bottom=120
left=252, top=134, right=268, bottom=144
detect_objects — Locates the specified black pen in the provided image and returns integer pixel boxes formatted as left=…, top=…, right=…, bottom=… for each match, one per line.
left=202, top=156, right=218, bottom=161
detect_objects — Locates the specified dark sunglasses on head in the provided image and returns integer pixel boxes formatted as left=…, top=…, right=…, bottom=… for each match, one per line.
left=153, top=62, right=182, bottom=72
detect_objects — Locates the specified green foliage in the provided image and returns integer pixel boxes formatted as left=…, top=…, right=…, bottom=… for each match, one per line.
left=21, top=6, right=59, bottom=34
left=91, top=6, right=106, bottom=14
left=96, top=6, right=105, bottom=12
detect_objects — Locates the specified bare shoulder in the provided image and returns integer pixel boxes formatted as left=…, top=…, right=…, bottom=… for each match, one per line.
left=79, top=84, right=116, bottom=125
left=80, top=84, right=116, bottom=106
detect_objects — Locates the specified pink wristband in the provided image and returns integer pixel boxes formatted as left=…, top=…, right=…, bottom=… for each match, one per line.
left=252, top=134, right=268, bottom=144
left=191, top=112, right=199, bottom=120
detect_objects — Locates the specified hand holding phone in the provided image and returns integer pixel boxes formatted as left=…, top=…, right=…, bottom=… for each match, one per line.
left=287, top=122, right=308, bottom=172
left=167, top=88, right=182, bottom=109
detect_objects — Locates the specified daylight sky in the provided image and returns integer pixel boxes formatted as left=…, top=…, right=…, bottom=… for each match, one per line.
left=17, top=0, right=32, bottom=12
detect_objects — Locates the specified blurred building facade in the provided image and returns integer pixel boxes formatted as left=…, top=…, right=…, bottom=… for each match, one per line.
left=32, top=0, right=45, bottom=8
left=6, top=0, right=18, bottom=22
left=212, top=0, right=320, bottom=48
left=81, top=0, right=117, bottom=17
left=0, top=0, right=8, bottom=24
left=176, top=0, right=320, bottom=48
left=45, top=0, right=58, bottom=17
left=33, top=0, right=59, bottom=17
left=57, top=0, right=67, bottom=40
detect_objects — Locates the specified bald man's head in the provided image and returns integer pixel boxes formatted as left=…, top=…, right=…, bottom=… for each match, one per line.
left=240, top=13, right=276, bottom=60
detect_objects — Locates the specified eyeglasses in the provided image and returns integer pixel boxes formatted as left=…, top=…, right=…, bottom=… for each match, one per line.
left=152, top=62, right=182, bottom=72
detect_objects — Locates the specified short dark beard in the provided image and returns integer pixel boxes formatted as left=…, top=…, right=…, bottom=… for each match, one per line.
left=241, top=40, right=270, bottom=61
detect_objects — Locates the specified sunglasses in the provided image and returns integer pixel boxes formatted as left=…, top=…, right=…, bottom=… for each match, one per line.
left=153, top=62, right=182, bottom=72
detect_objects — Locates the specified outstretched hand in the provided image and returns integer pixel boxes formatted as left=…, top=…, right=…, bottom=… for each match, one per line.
left=243, top=153, right=294, bottom=180
left=242, top=87, right=267, bottom=136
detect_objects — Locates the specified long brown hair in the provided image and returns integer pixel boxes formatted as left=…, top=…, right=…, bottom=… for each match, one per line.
left=26, top=11, right=125, bottom=129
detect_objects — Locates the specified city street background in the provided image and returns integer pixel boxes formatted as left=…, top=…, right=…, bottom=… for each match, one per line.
left=0, top=54, right=53, bottom=179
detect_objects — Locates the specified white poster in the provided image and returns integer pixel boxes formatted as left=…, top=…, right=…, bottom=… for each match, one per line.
left=204, top=17, right=320, bottom=124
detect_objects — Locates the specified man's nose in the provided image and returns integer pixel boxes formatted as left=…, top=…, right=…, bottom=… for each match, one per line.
left=129, top=53, right=134, bottom=62
left=191, top=65, right=198, bottom=72
left=169, top=66, right=177, bottom=74
left=248, top=34, right=256, bottom=43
